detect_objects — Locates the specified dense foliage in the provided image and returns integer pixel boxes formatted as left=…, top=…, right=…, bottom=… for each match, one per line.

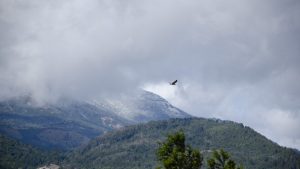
left=207, top=149, right=243, bottom=169
left=156, top=131, right=202, bottom=169
left=64, top=118, right=300, bottom=169
left=0, top=134, right=64, bottom=169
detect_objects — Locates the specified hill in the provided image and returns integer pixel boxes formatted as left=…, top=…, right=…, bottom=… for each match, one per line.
left=0, top=134, right=63, bottom=169
left=64, top=118, right=300, bottom=169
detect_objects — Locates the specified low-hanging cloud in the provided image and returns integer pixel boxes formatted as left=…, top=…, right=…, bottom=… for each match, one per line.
left=1, top=0, right=300, bottom=149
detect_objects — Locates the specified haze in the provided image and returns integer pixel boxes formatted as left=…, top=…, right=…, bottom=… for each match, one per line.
left=0, top=0, right=299, bottom=149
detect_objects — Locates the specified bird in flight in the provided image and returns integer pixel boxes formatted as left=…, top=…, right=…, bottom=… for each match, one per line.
left=170, top=80, right=177, bottom=85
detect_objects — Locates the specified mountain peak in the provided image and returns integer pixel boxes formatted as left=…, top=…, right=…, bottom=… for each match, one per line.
left=0, top=90, right=190, bottom=149
left=90, top=90, right=191, bottom=123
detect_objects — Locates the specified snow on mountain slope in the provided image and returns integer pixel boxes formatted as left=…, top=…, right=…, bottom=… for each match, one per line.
left=0, top=90, right=191, bottom=149
left=0, top=97, right=130, bottom=149
left=90, top=90, right=191, bottom=123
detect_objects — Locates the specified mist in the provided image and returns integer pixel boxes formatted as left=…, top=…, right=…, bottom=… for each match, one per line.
left=1, top=0, right=300, bottom=149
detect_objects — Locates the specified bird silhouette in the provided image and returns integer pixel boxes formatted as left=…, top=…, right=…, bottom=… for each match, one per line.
left=170, top=80, right=177, bottom=85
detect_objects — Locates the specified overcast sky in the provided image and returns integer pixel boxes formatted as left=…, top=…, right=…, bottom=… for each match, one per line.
left=0, top=0, right=300, bottom=149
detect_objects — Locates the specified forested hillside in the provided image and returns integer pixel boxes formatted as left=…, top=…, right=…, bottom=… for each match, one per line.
left=65, top=118, right=300, bottom=169
left=0, top=134, right=63, bottom=169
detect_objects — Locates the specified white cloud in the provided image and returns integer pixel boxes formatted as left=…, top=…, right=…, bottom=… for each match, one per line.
left=256, top=109, right=300, bottom=149
left=0, top=0, right=299, bottom=149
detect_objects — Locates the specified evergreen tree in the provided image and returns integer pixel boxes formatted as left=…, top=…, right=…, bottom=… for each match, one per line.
left=156, top=131, right=203, bottom=169
left=207, top=149, right=243, bottom=169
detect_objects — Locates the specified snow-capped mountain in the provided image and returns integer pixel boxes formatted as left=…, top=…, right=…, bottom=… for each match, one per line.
left=90, top=90, right=190, bottom=123
left=0, top=90, right=190, bottom=149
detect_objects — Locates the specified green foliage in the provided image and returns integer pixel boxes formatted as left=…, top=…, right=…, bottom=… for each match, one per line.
left=0, top=134, right=64, bottom=169
left=207, top=149, right=243, bottom=169
left=64, top=118, right=300, bottom=169
left=156, top=131, right=202, bottom=169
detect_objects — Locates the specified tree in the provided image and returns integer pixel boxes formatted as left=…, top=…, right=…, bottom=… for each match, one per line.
left=207, top=149, right=243, bottom=169
left=156, top=131, right=203, bottom=169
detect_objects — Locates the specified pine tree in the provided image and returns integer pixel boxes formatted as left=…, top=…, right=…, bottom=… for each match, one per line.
left=207, top=149, right=243, bottom=169
left=156, top=131, right=203, bottom=169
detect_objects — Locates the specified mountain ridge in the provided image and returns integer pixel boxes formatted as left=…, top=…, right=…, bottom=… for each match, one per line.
left=64, top=117, right=300, bottom=169
left=0, top=90, right=190, bottom=150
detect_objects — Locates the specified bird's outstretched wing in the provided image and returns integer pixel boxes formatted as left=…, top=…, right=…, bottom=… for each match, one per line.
left=170, top=80, right=177, bottom=85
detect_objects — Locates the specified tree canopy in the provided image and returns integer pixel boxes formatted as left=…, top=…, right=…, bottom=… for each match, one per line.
left=156, top=131, right=203, bottom=169
left=207, top=149, right=243, bottom=169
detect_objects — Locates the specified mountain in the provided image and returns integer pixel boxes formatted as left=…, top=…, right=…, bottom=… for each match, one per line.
left=0, top=90, right=190, bottom=150
left=0, top=97, right=128, bottom=150
left=64, top=118, right=300, bottom=169
left=90, top=90, right=190, bottom=123
left=0, top=134, right=63, bottom=169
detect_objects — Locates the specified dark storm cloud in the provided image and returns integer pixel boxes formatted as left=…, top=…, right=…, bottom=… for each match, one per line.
left=0, top=0, right=300, bottom=149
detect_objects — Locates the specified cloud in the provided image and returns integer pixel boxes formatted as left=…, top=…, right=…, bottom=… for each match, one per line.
left=0, top=0, right=300, bottom=149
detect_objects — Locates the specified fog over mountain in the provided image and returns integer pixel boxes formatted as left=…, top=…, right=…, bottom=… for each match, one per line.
left=0, top=0, right=299, bottom=149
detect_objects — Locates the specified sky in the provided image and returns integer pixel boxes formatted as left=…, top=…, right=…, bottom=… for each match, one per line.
left=0, top=0, right=300, bottom=149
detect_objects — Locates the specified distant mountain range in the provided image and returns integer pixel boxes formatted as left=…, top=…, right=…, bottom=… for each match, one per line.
left=0, top=90, right=190, bottom=149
